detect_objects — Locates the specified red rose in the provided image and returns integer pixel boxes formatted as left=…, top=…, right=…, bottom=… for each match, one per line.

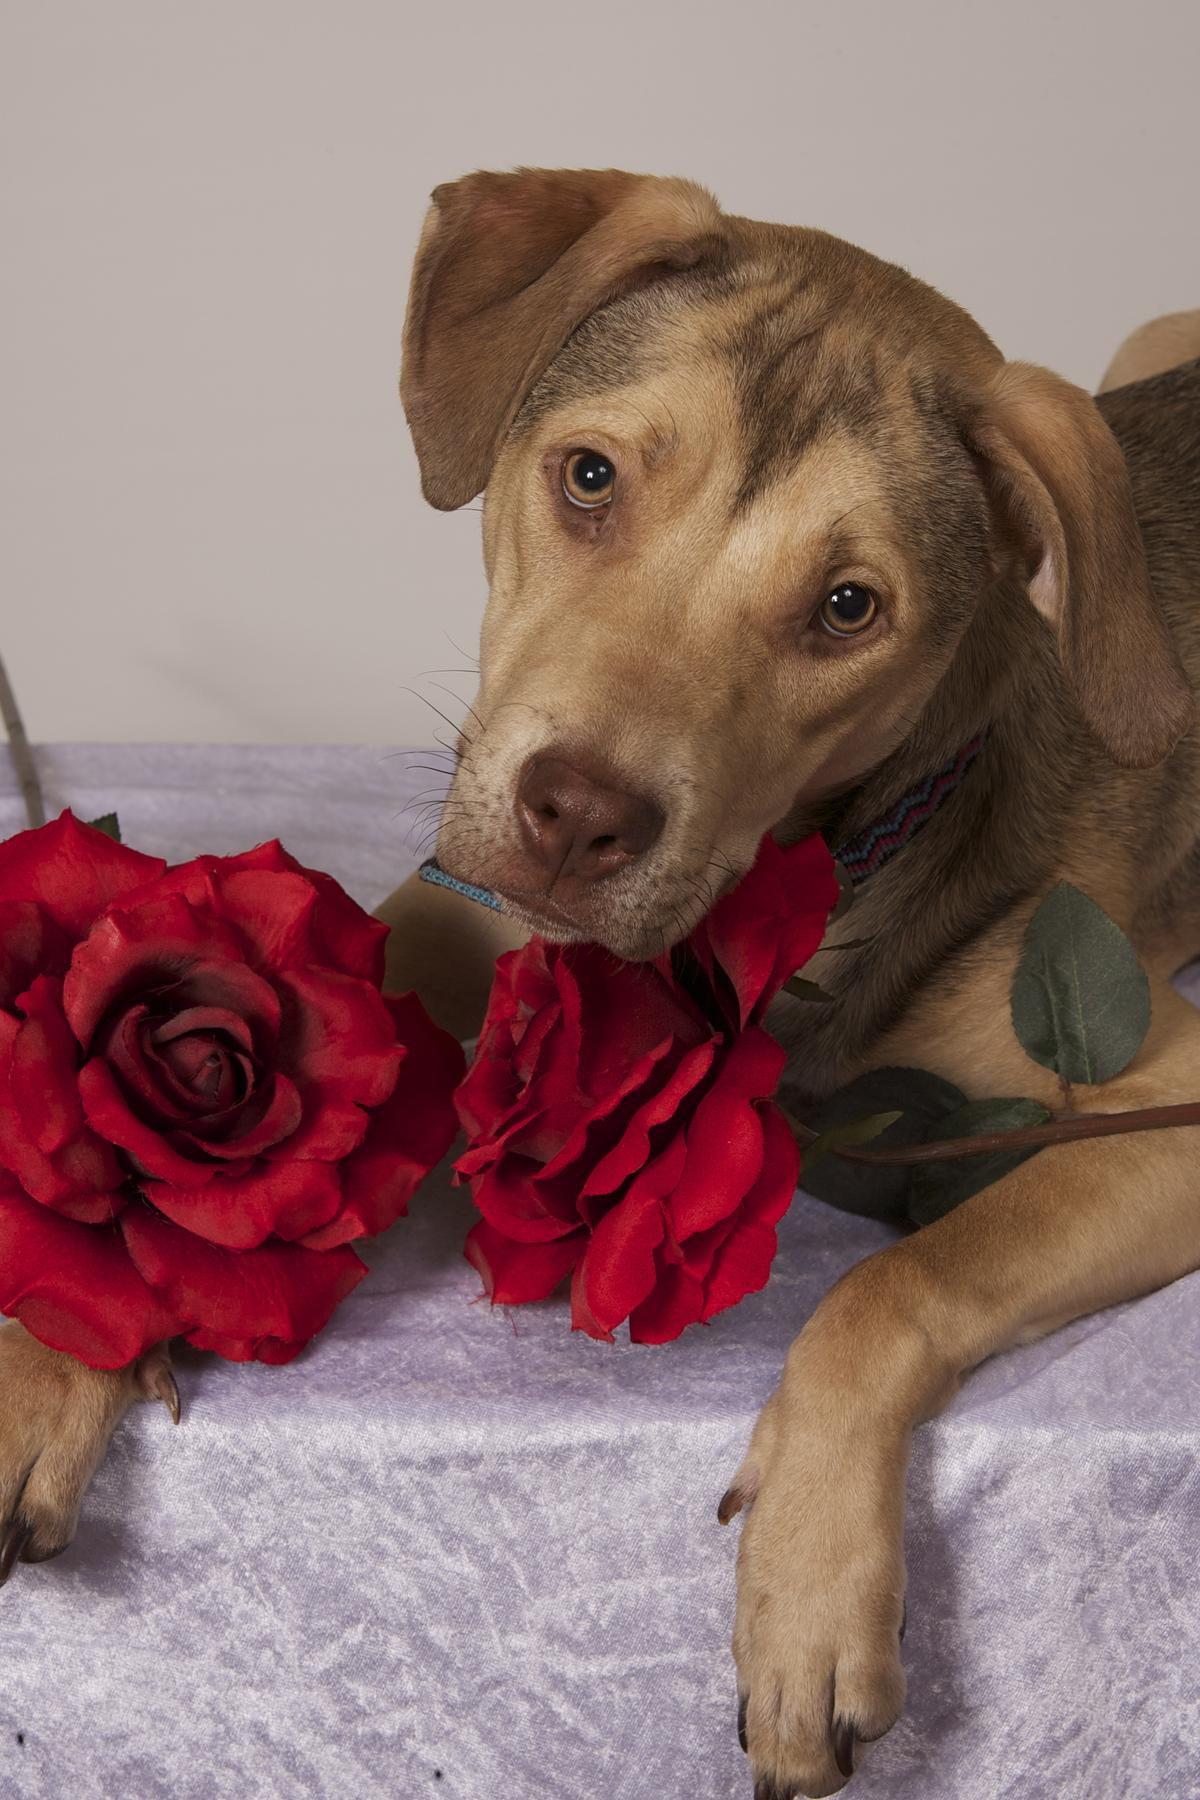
left=0, top=813, right=464, bottom=1368
left=457, top=835, right=839, bottom=1342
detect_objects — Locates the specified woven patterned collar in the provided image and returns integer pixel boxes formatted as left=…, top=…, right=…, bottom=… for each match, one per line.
left=833, top=732, right=987, bottom=886
left=419, top=732, right=988, bottom=910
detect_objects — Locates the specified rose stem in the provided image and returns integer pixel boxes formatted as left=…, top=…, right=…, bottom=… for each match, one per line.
left=0, top=652, right=45, bottom=829
left=794, top=1100, right=1200, bottom=1165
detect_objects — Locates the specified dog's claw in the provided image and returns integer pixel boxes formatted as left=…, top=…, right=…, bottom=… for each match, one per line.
left=0, top=1518, right=33, bottom=1586
left=718, top=1485, right=743, bottom=1525
left=834, top=1718, right=856, bottom=1779
left=135, top=1346, right=181, bottom=1425
left=899, top=1596, right=907, bottom=1642
left=155, top=1369, right=182, bottom=1426
left=737, top=1694, right=748, bottom=1753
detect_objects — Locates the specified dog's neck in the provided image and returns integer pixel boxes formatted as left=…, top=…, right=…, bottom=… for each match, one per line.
left=832, top=733, right=989, bottom=885
left=784, top=572, right=1050, bottom=863
left=774, top=577, right=1087, bottom=1094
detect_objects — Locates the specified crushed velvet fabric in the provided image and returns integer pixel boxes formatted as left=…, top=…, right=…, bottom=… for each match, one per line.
left=1, top=745, right=1197, bottom=1800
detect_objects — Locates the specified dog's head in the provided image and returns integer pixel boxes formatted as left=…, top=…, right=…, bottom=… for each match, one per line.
left=403, top=168, right=1192, bottom=959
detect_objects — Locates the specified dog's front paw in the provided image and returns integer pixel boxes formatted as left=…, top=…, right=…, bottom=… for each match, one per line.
left=723, top=1387, right=908, bottom=1797
left=0, top=1323, right=177, bottom=1583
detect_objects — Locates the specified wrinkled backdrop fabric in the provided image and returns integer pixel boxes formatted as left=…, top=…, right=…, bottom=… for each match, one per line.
left=1, top=745, right=1197, bottom=1800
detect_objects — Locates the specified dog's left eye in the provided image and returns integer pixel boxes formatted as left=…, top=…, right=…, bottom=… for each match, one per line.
left=817, top=583, right=878, bottom=636
left=562, top=449, right=616, bottom=508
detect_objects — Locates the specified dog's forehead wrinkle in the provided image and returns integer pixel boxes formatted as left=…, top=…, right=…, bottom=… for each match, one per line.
left=513, top=277, right=720, bottom=433
left=733, top=342, right=898, bottom=510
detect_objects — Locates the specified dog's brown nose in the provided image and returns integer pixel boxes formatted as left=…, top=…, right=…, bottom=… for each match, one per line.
left=517, top=755, right=664, bottom=881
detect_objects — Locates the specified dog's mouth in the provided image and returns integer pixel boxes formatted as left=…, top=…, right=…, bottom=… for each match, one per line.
left=490, top=886, right=591, bottom=942
left=479, top=858, right=746, bottom=961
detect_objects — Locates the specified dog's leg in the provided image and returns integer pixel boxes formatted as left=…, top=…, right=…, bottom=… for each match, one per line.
left=376, top=870, right=528, bottom=1040
left=0, top=1322, right=177, bottom=1582
left=730, top=982, right=1200, bottom=1797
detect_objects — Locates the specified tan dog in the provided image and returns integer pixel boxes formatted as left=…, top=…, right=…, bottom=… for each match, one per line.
left=2, top=169, right=1197, bottom=1799
left=383, top=171, right=1200, bottom=1796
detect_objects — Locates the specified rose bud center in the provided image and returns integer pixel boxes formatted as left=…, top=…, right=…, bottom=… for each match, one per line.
left=111, top=1003, right=263, bottom=1123
left=152, top=1026, right=248, bottom=1111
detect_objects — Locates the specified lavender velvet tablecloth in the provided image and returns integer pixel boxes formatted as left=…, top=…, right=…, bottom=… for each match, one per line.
left=1, top=745, right=1198, bottom=1800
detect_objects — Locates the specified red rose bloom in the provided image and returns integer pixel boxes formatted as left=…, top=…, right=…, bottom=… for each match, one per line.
left=457, top=835, right=839, bottom=1342
left=0, top=813, right=464, bottom=1368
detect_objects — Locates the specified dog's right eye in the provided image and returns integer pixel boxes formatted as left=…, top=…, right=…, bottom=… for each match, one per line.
left=562, top=449, right=616, bottom=508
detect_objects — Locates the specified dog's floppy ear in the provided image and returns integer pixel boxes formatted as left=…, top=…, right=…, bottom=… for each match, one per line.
left=971, top=362, right=1192, bottom=767
left=401, top=168, right=723, bottom=510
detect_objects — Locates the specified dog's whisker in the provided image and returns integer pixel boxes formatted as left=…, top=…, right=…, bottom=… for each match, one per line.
left=424, top=679, right=488, bottom=740
left=441, top=631, right=481, bottom=669
left=400, top=685, right=477, bottom=749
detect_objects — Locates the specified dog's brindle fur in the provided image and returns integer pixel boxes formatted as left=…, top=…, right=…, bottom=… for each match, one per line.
left=3, top=170, right=1197, bottom=1797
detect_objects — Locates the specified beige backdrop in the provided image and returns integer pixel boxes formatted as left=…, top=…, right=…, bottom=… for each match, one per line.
left=2, top=0, right=1197, bottom=745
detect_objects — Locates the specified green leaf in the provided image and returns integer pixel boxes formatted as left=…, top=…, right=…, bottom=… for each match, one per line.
left=796, top=1067, right=966, bottom=1222
left=1011, top=881, right=1151, bottom=1085
left=908, top=1097, right=1052, bottom=1227
left=88, top=812, right=121, bottom=842
left=782, top=975, right=836, bottom=1004
left=800, top=1110, right=902, bottom=1173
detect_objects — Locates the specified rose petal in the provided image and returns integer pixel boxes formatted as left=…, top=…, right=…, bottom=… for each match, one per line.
left=699, top=1104, right=798, bottom=1321
left=120, top=1206, right=366, bottom=1352
left=153, top=1005, right=254, bottom=1053
left=301, top=992, right=464, bottom=1249
left=456, top=995, right=561, bottom=1147
left=698, top=834, right=840, bottom=1024
left=10, top=978, right=93, bottom=1155
left=0, top=813, right=165, bottom=941
left=275, top=968, right=402, bottom=1107
left=145, top=1159, right=344, bottom=1249
left=79, top=1058, right=224, bottom=1186
left=464, top=1218, right=583, bottom=1304
left=151, top=1026, right=251, bottom=1115
left=170, top=1072, right=302, bottom=1159
left=216, top=865, right=391, bottom=982
left=118, top=841, right=389, bottom=983
left=455, top=944, right=568, bottom=1149
left=65, top=903, right=279, bottom=1053
left=569, top=1147, right=679, bottom=1341
left=666, top=1028, right=787, bottom=1239
left=469, top=1156, right=585, bottom=1243
left=102, top=1003, right=250, bottom=1125
left=0, top=903, right=72, bottom=1010
left=570, top=949, right=704, bottom=1095
left=0, top=986, right=126, bottom=1210
left=183, top=1326, right=310, bottom=1365
left=580, top=1039, right=715, bottom=1198
left=0, top=1175, right=176, bottom=1367
left=628, top=1261, right=707, bottom=1344
left=456, top=1034, right=684, bottom=1191
left=535, top=1033, right=681, bottom=1185
left=218, top=842, right=390, bottom=982
left=264, top=1095, right=370, bottom=1163
left=255, top=968, right=403, bottom=1164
